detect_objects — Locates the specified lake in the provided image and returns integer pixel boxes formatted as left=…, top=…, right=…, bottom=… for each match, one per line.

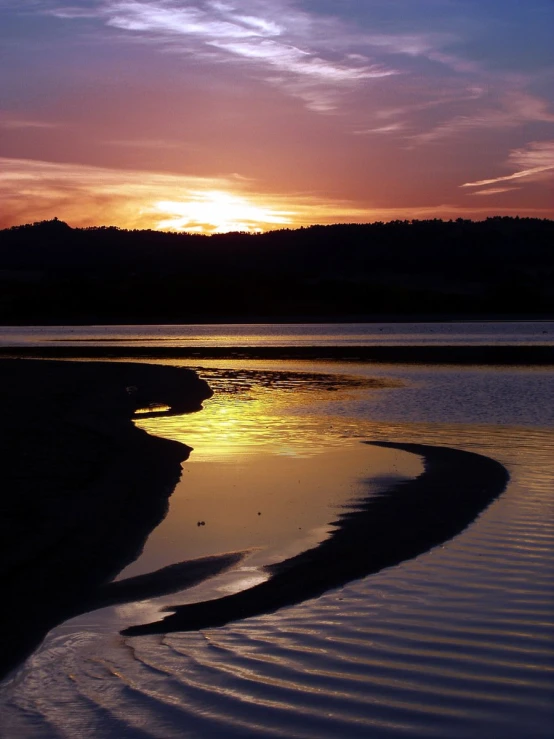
left=0, top=323, right=553, bottom=738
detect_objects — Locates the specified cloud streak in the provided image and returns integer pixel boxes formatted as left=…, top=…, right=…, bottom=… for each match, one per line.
left=0, top=117, right=62, bottom=130
left=41, top=0, right=553, bottom=133
left=413, top=91, right=554, bottom=144
left=43, top=1, right=397, bottom=110
left=462, top=141, right=554, bottom=189
left=462, top=165, right=554, bottom=189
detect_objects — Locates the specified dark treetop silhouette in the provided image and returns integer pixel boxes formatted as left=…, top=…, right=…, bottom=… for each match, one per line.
left=1, top=217, right=553, bottom=322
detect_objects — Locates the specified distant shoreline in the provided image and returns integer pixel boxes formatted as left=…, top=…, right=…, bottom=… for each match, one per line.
left=1, top=344, right=553, bottom=364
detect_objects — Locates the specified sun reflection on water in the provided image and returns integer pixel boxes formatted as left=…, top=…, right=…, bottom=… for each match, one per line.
left=135, top=367, right=399, bottom=461
left=124, top=366, right=421, bottom=587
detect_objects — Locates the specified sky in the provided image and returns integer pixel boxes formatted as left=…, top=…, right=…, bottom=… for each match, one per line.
left=1, top=0, right=553, bottom=233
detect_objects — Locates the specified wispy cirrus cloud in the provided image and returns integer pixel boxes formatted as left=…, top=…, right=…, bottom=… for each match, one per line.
left=39, top=1, right=522, bottom=123
left=9, top=2, right=554, bottom=180
left=354, top=122, right=405, bottom=136
left=0, top=117, right=63, bottom=130
left=462, top=165, right=554, bottom=189
left=462, top=141, right=554, bottom=191
left=509, top=140, right=554, bottom=171
left=413, top=91, right=554, bottom=144
left=104, top=0, right=284, bottom=39
left=360, top=31, right=464, bottom=67
left=42, top=1, right=398, bottom=110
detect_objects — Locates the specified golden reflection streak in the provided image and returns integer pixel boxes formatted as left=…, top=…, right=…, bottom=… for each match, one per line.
left=128, top=369, right=425, bottom=585
left=135, top=381, right=351, bottom=461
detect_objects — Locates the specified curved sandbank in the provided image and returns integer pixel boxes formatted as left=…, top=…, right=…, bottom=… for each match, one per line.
left=0, top=359, right=240, bottom=680
left=2, top=344, right=553, bottom=364
left=123, top=442, right=509, bottom=636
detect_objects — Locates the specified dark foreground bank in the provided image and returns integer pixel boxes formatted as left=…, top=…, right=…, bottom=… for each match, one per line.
left=0, top=359, right=247, bottom=681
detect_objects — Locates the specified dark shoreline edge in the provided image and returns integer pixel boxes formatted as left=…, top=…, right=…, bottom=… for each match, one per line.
left=1, top=344, right=553, bottom=364
left=0, top=359, right=231, bottom=681
left=123, top=442, right=510, bottom=637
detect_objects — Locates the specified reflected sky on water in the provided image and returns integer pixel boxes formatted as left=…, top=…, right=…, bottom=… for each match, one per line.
left=127, top=366, right=421, bottom=590
left=2, top=321, right=554, bottom=347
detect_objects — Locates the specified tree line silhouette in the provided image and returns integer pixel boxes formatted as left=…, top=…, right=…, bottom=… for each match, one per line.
left=0, top=217, right=552, bottom=322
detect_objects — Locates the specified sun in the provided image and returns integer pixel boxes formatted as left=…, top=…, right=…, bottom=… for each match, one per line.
left=154, top=191, right=292, bottom=233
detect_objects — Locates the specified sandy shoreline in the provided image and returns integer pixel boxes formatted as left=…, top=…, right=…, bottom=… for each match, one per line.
left=1, top=344, right=552, bottom=363
left=0, top=359, right=217, bottom=680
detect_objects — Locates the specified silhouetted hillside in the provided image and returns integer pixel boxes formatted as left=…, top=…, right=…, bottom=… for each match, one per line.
left=1, top=217, right=553, bottom=322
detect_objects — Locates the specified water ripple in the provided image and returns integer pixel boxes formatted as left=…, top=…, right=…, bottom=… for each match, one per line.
left=1, top=379, right=553, bottom=738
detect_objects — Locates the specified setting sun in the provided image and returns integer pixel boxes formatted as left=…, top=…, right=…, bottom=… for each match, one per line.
left=154, top=191, right=292, bottom=233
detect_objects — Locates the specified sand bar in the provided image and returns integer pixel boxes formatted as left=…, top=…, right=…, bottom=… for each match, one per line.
left=124, top=442, right=509, bottom=636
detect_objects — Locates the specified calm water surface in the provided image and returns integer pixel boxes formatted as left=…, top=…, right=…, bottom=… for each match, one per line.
left=0, top=337, right=553, bottom=737
left=1, top=321, right=554, bottom=347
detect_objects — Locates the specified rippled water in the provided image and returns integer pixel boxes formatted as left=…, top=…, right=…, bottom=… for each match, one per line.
left=1, top=359, right=553, bottom=738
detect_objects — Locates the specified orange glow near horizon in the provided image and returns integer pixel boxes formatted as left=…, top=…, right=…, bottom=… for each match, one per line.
left=1, top=156, right=552, bottom=235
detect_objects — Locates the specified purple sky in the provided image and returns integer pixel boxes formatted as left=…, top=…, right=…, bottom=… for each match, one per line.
left=1, top=0, right=553, bottom=232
